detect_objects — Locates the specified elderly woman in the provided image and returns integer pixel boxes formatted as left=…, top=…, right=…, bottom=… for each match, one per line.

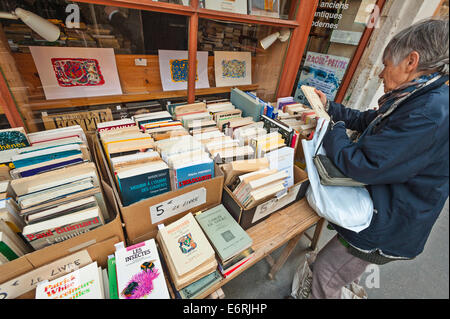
left=310, top=17, right=449, bottom=299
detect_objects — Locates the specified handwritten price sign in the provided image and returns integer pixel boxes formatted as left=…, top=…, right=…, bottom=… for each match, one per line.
left=149, top=188, right=207, bottom=224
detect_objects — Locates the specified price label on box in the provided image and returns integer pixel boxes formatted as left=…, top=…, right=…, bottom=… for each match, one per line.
left=252, top=184, right=301, bottom=224
left=149, top=188, right=207, bottom=224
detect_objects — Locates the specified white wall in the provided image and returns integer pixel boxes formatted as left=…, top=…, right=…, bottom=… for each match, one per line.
left=344, top=0, right=442, bottom=110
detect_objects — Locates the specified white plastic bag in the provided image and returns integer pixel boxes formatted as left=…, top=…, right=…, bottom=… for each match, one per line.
left=302, top=118, right=373, bottom=233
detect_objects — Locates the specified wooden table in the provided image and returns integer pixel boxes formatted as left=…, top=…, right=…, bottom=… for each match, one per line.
left=197, top=198, right=325, bottom=299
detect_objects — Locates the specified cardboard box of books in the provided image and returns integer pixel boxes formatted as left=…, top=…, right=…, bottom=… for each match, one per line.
left=222, top=165, right=309, bottom=230
left=0, top=237, right=122, bottom=299
left=93, top=134, right=225, bottom=245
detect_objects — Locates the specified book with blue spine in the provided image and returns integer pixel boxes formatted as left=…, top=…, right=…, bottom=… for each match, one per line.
left=12, top=144, right=82, bottom=169
left=172, top=159, right=214, bottom=190
left=17, top=157, right=84, bottom=178
left=116, top=161, right=171, bottom=206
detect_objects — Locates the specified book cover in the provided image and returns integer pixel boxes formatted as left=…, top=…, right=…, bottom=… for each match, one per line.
left=172, top=160, right=214, bottom=190
left=0, top=128, right=30, bottom=152
left=196, top=204, right=252, bottom=262
left=107, top=255, right=119, bottom=299
left=116, top=164, right=171, bottom=206
left=35, top=261, right=104, bottom=299
left=178, top=270, right=222, bottom=299
left=159, top=213, right=215, bottom=278
left=114, top=239, right=170, bottom=299
left=22, top=207, right=103, bottom=250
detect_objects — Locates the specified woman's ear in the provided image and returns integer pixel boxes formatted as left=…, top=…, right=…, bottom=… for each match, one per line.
left=406, top=51, right=420, bottom=72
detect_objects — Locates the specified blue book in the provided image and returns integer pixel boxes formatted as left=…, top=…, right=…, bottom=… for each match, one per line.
left=19, top=157, right=84, bottom=177
left=172, top=160, right=214, bottom=190
left=12, top=150, right=82, bottom=169
left=117, top=162, right=171, bottom=206
left=231, top=89, right=265, bottom=122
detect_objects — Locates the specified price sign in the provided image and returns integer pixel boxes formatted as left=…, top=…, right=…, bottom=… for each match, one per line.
left=252, top=184, right=301, bottom=224
left=149, top=188, right=207, bottom=224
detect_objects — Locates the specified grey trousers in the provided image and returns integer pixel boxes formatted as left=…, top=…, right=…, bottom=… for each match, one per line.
left=310, top=235, right=372, bottom=299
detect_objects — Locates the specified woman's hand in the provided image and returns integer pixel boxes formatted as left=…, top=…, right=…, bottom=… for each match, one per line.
left=314, top=89, right=328, bottom=107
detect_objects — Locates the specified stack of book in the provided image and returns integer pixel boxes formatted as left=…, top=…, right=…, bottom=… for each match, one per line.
left=113, top=239, right=170, bottom=299
left=0, top=219, right=31, bottom=264
left=249, top=131, right=286, bottom=158
left=35, top=261, right=107, bottom=299
left=98, top=122, right=171, bottom=207
left=10, top=162, right=107, bottom=251
left=156, top=213, right=217, bottom=291
left=195, top=204, right=254, bottom=278
left=220, top=157, right=270, bottom=188
left=9, top=126, right=91, bottom=179
left=277, top=102, right=317, bottom=139
left=232, top=168, right=288, bottom=208
left=173, top=103, right=213, bottom=130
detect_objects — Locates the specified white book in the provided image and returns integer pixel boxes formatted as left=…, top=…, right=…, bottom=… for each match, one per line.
left=102, top=268, right=110, bottom=299
left=17, top=137, right=84, bottom=154
left=110, top=151, right=161, bottom=167
left=132, top=111, right=171, bottom=121
left=27, top=125, right=87, bottom=145
left=97, top=118, right=135, bottom=129
left=25, top=196, right=97, bottom=223
left=114, top=239, right=170, bottom=299
left=17, top=178, right=95, bottom=209
left=22, top=206, right=102, bottom=238
left=116, top=161, right=168, bottom=180
left=35, top=261, right=105, bottom=299
left=236, top=170, right=288, bottom=203
left=265, top=146, right=295, bottom=188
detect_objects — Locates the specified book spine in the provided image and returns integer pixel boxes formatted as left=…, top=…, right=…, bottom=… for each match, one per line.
left=0, top=241, right=19, bottom=261
left=107, top=256, right=119, bottom=299
left=24, top=216, right=103, bottom=250
left=19, top=158, right=84, bottom=178
left=13, top=150, right=81, bottom=169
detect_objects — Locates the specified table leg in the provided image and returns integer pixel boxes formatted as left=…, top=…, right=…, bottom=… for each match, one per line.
left=310, top=218, right=325, bottom=251
left=267, top=233, right=303, bottom=280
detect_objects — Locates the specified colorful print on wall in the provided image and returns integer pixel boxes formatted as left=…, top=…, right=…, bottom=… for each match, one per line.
left=29, top=47, right=122, bottom=100
left=221, top=59, right=247, bottom=79
left=158, top=50, right=209, bottom=91
left=51, top=58, right=105, bottom=87
left=214, top=51, right=252, bottom=87
left=169, top=59, right=198, bottom=83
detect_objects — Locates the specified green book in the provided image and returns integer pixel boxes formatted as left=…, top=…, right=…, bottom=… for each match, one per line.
left=195, top=204, right=253, bottom=263
left=107, top=254, right=119, bottom=299
left=0, top=234, right=20, bottom=261
left=179, top=270, right=222, bottom=299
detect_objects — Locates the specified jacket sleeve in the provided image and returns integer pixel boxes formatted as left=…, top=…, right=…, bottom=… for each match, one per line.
left=322, top=117, right=437, bottom=185
left=328, top=101, right=378, bottom=133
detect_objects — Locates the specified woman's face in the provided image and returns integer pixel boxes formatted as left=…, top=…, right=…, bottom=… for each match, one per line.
left=378, top=58, right=411, bottom=93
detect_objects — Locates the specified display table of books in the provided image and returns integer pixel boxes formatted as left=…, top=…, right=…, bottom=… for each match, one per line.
left=193, top=198, right=323, bottom=299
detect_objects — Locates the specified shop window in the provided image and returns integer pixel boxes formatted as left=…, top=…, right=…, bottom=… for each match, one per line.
left=292, top=0, right=378, bottom=106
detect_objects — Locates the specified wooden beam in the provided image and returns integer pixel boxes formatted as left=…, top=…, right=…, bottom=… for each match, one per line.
left=276, top=0, right=319, bottom=98
left=73, top=0, right=195, bottom=16
left=334, top=0, right=387, bottom=104
left=187, top=0, right=199, bottom=104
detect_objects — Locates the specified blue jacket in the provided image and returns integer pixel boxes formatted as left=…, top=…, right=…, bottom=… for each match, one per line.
left=323, top=75, right=449, bottom=259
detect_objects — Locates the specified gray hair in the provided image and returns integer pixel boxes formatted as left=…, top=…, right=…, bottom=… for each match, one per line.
left=383, top=17, right=449, bottom=75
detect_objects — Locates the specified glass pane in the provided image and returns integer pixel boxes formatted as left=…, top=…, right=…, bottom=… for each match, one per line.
left=197, top=18, right=290, bottom=102
left=0, top=0, right=189, bottom=132
left=200, top=0, right=295, bottom=20
left=292, top=0, right=377, bottom=105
